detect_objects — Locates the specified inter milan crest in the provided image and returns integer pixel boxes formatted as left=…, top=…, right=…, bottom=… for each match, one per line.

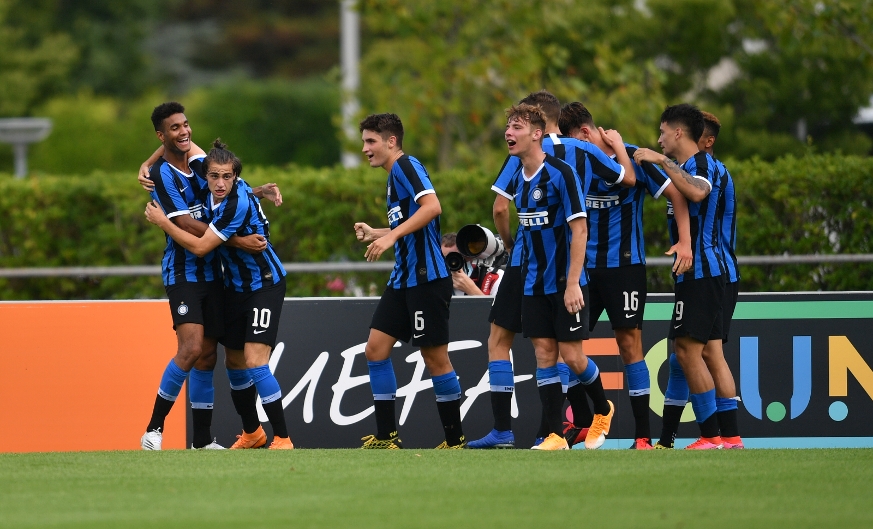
left=531, top=187, right=544, bottom=201
left=177, top=302, right=189, bottom=315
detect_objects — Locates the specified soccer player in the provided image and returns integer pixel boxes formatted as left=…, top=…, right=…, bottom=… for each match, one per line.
left=145, top=139, right=294, bottom=449
left=503, top=102, right=613, bottom=451
left=468, top=91, right=620, bottom=450
left=655, top=111, right=743, bottom=449
left=559, top=101, right=693, bottom=449
left=138, top=103, right=284, bottom=451
left=352, top=113, right=465, bottom=449
left=634, top=103, right=727, bottom=449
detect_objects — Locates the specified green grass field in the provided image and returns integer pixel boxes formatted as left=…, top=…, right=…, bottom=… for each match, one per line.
left=2, top=449, right=872, bottom=528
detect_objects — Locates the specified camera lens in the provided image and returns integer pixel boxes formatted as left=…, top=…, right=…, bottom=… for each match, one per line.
left=445, top=251, right=465, bottom=272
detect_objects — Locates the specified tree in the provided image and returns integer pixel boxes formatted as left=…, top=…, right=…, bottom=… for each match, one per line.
left=356, top=0, right=671, bottom=170
left=0, top=0, right=77, bottom=116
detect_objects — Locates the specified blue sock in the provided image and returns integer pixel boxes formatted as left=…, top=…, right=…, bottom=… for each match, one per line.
left=488, top=360, right=514, bottom=393
left=248, top=365, right=282, bottom=404
left=432, top=371, right=462, bottom=402
left=664, top=353, right=690, bottom=406
left=368, top=359, right=398, bottom=401
left=557, top=363, right=570, bottom=393
left=566, top=368, right=581, bottom=389
left=188, top=368, right=214, bottom=410
left=158, top=360, right=189, bottom=401
left=535, top=366, right=561, bottom=387
left=578, top=358, right=600, bottom=385
left=226, top=368, right=253, bottom=390
left=625, top=360, right=650, bottom=397
left=716, top=396, right=739, bottom=412
left=689, top=389, right=717, bottom=423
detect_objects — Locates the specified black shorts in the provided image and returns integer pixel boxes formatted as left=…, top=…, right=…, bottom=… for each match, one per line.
left=522, top=286, right=590, bottom=342
left=668, top=276, right=725, bottom=343
left=723, top=280, right=739, bottom=343
left=370, top=277, right=452, bottom=347
left=165, top=280, right=224, bottom=339
left=222, top=277, right=286, bottom=350
left=587, top=264, right=647, bottom=331
left=488, top=265, right=523, bottom=333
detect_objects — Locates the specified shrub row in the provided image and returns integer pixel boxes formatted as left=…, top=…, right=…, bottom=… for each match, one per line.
left=0, top=153, right=871, bottom=300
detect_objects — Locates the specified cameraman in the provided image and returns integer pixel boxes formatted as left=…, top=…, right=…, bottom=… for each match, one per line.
left=441, top=232, right=502, bottom=296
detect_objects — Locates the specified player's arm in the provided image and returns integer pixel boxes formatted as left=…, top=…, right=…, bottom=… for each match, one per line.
left=662, top=184, right=693, bottom=275
left=362, top=193, right=441, bottom=262
left=250, top=183, right=282, bottom=207
left=633, top=148, right=710, bottom=203
left=354, top=223, right=391, bottom=243
left=564, top=216, right=588, bottom=314
left=599, top=128, right=636, bottom=187
left=145, top=200, right=223, bottom=257
left=492, top=194, right=513, bottom=248
left=170, top=208, right=265, bottom=252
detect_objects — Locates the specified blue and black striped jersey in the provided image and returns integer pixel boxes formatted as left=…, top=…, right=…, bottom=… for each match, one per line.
left=492, top=134, right=621, bottom=269
left=586, top=144, right=672, bottom=268
left=668, top=151, right=724, bottom=282
left=148, top=155, right=222, bottom=286
left=514, top=154, right=588, bottom=295
left=384, top=155, right=449, bottom=288
left=716, top=159, right=739, bottom=283
left=203, top=181, right=287, bottom=292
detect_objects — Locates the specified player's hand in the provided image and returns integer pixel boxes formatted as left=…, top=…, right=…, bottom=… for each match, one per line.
left=259, top=183, right=283, bottom=207
left=666, top=241, right=693, bottom=275
left=235, top=234, right=267, bottom=254
left=354, top=222, right=377, bottom=243
left=563, top=283, right=585, bottom=314
left=599, top=127, right=624, bottom=149
left=451, top=270, right=482, bottom=295
left=144, top=200, right=168, bottom=226
left=633, top=148, right=664, bottom=165
left=139, top=163, right=155, bottom=191
left=364, top=234, right=394, bottom=262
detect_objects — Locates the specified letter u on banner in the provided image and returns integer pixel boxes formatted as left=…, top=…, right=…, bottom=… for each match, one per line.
left=740, top=336, right=812, bottom=420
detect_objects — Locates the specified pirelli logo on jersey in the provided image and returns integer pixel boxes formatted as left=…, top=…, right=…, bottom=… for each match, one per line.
left=387, top=205, right=403, bottom=224
left=666, top=200, right=674, bottom=216
left=586, top=195, right=620, bottom=209
left=519, top=211, right=549, bottom=227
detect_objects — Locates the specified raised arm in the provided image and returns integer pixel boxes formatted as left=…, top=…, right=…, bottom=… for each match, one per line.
left=633, top=148, right=710, bottom=203
left=599, top=128, right=636, bottom=187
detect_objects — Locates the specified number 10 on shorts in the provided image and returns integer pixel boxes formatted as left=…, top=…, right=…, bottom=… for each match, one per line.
left=252, top=308, right=272, bottom=330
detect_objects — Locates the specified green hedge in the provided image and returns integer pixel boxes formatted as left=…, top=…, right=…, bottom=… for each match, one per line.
left=0, top=153, right=871, bottom=300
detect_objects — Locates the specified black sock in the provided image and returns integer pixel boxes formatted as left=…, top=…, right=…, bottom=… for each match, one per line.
left=566, top=384, right=593, bottom=428
left=536, top=412, right=550, bottom=438
left=659, top=404, right=684, bottom=447
left=491, top=392, right=512, bottom=432
left=537, top=382, right=564, bottom=436
left=699, top=413, right=720, bottom=439
left=629, top=394, right=651, bottom=440
left=436, top=399, right=464, bottom=446
left=146, top=395, right=175, bottom=433
left=262, top=400, right=289, bottom=439
left=230, top=386, right=261, bottom=434
left=374, top=400, right=397, bottom=440
left=717, top=408, right=739, bottom=438
left=191, top=408, right=213, bottom=448
left=582, top=375, right=610, bottom=416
